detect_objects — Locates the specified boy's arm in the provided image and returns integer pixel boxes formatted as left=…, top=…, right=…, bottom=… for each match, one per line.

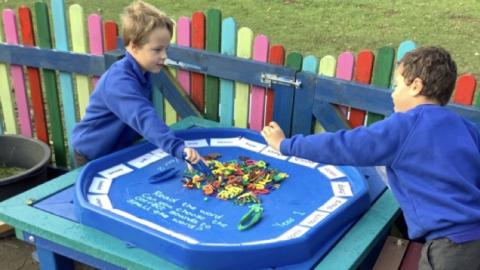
left=103, top=75, right=185, bottom=158
left=280, top=114, right=412, bottom=166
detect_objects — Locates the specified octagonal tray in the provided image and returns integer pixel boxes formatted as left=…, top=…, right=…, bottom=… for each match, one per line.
left=74, top=127, right=370, bottom=270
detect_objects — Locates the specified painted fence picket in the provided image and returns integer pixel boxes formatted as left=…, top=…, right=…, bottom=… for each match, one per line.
left=454, top=74, right=477, bottom=105
left=205, top=9, right=221, bottom=121
left=69, top=4, right=90, bottom=119
left=35, top=2, right=67, bottom=167
left=88, top=14, right=103, bottom=86
left=248, top=35, right=269, bottom=131
left=291, top=55, right=318, bottom=135
left=475, top=86, right=480, bottom=107
left=104, top=21, right=118, bottom=52
left=151, top=83, right=165, bottom=122
left=302, top=55, right=319, bottom=73
left=191, top=12, right=206, bottom=113
left=274, top=52, right=302, bottom=136
left=314, top=53, right=351, bottom=132
left=0, top=12, right=16, bottom=134
left=17, top=7, right=43, bottom=138
left=349, top=50, right=374, bottom=128
left=152, top=83, right=165, bottom=123
left=265, top=45, right=285, bottom=126
left=336, top=52, right=355, bottom=118
left=0, top=106, right=3, bottom=134
left=396, top=40, right=416, bottom=64
left=219, top=17, right=236, bottom=126
left=0, top=3, right=478, bottom=170
left=177, top=17, right=191, bottom=96
left=234, top=27, right=253, bottom=128
left=52, top=0, right=77, bottom=165
left=151, top=19, right=165, bottom=124
left=315, top=55, right=336, bottom=133
left=19, top=6, right=48, bottom=143
left=319, top=55, right=337, bottom=77
left=164, top=21, right=177, bottom=125
left=2, top=9, right=32, bottom=137
left=395, top=40, right=416, bottom=88
left=366, top=46, right=395, bottom=125
left=151, top=17, right=165, bottom=123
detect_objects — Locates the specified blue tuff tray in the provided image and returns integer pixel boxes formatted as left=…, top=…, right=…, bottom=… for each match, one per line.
left=74, top=127, right=371, bottom=270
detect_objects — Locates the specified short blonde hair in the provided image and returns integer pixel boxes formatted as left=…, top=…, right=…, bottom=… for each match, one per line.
left=121, top=0, right=173, bottom=47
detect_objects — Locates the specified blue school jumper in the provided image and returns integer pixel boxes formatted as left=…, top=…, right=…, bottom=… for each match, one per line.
left=280, top=104, right=480, bottom=243
left=72, top=52, right=184, bottom=160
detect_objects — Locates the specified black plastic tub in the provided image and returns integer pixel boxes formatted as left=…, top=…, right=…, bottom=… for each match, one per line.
left=0, top=135, right=51, bottom=201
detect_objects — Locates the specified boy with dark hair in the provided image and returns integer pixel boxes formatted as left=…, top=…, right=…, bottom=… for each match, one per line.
left=72, top=1, right=201, bottom=167
left=262, top=47, right=480, bottom=269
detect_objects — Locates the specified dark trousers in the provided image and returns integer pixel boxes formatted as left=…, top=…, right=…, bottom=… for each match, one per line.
left=419, top=238, right=480, bottom=270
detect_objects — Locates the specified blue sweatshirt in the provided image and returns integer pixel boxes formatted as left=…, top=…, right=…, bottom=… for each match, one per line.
left=72, top=52, right=184, bottom=160
left=281, top=104, right=480, bottom=242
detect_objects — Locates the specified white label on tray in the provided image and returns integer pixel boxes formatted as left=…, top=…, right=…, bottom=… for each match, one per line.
left=260, top=147, right=289, bottom=160
left=318, top=165, right=347, bottom=179
left=331, top=181, right=353, bottom=197
left=111, top=209, right=198, bottom=244
left=98, top=164, right=133, bottom=179
left=88, top=177, right=112, bottom=194
left=150, top=148, right=170, bottom=159
left=185, top=139, right=209, bottom=148
left=300, top=211, right=329, bottom=227
left=288, top=156, right=318, bottom=168
left=319, top=197, right=348, bottom=213
left=210, top=137, right=241, bottom=147
left=278, top=225, right=310, bottom=240
left=128, top=153, right=162, bottom=169
left=238, top=138, right=266, bottom=152
left=87, top=195, right=113, bottom=209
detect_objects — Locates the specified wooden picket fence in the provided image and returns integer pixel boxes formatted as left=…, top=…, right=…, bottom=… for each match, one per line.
left=0, top=0, right=478, bottom=171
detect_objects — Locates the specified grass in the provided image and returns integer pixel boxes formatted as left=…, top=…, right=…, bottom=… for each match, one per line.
left=1, top=0, right=479, bottom=80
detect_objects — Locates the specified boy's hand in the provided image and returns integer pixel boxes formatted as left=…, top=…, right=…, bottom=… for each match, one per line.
left=183, top=147, right=202, bottom=164
left=261, top=121, right=285, bottom=151
left=183, top=147, right=209, bottom=172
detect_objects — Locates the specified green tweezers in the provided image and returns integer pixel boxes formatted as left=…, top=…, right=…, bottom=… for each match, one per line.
left=238, top=204, right=263, bottom=231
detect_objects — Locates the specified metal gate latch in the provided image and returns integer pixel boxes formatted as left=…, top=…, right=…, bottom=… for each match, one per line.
left=261, top=73, right=302, bottom=88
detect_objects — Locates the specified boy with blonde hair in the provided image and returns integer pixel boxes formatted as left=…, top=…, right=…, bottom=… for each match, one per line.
left=72, top=1, right=201, bottom=166
left=262, top=47, right=480, bottom=269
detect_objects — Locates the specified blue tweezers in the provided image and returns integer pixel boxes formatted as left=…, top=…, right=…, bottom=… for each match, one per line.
left=183, top=153, right=214, bottom=177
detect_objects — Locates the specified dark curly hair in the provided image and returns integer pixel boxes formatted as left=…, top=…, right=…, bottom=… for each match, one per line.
left=399, top=47, right=457, bottom=105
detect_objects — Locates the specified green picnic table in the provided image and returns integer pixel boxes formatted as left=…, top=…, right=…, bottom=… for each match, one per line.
left=0, top=117, right=399, bottom=270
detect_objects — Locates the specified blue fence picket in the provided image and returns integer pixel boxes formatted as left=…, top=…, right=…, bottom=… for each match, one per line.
left=396, top=40, right=416, bottom=62
left=219, top=17, right=236, bottom=126
left=52, top=0, right=76, bottom=166
left=291, top=55, right=318, bottom=135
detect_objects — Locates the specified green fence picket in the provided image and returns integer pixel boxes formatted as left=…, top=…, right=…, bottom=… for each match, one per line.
left=366, top=46, right=395, bottom=125
left=205, top=9, right=221, bottom=121
left=34, top=2, right=67, bottom=167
